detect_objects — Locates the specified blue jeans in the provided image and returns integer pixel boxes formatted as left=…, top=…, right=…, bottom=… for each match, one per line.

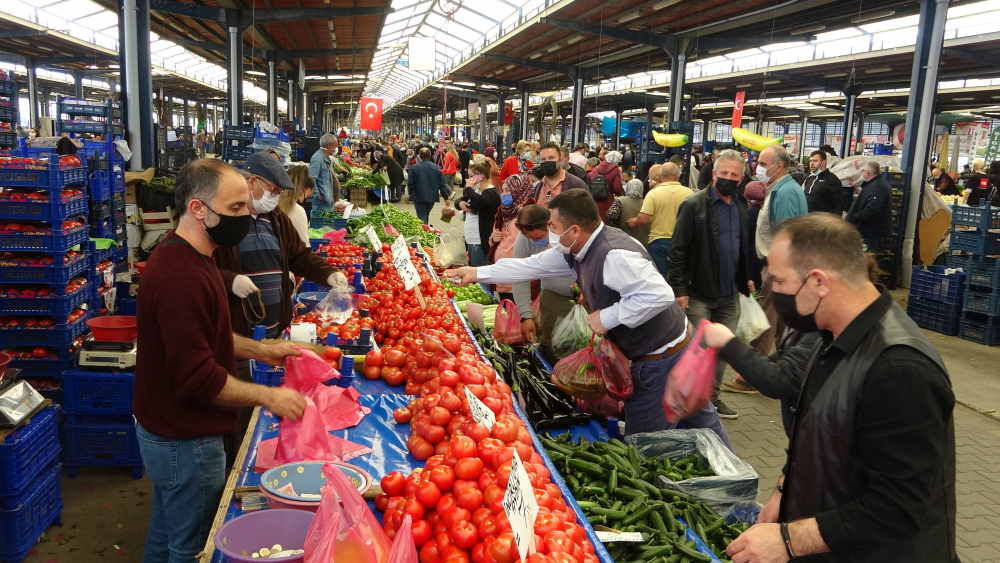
left=467, top=243, right=489, bottom=266
left=414, top=201, right=434, bottom=224
left=685, top=293, right=742, bottom=401
left=136, top=423, right=226, bottom=563
left=312, top=194, right=337, bottom=214
left=647, top=238, right=671, bottom=280
left=625, top=344, right=734, bottom=452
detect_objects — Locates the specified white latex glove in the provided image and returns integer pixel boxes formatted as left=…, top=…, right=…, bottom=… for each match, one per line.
left=327, top=271, right=349, bottom=288
left=232, top=275, right=259, bottom=298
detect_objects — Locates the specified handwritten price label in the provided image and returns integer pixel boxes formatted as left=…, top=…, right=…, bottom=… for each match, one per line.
left=464, top=387, right=496, bottom=430
left=502, top=454, right=538, bottom=562
left=392, top=235, right=421, bottom=290
left=342, top=203, right=354, bottom=220
left=391, top=234, right=408, bottom=257
left=362, top=225, right=382, bottom=250
left=595, top=531, right=645, bottom=543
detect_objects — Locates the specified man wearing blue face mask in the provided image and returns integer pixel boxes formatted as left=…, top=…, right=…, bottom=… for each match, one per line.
left=445, top=189, right=733, bottom=447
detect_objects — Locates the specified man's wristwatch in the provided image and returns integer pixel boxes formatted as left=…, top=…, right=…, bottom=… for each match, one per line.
left=776, top=482, right=785, bottom=494
left=781, top=522, right=796, bottom=559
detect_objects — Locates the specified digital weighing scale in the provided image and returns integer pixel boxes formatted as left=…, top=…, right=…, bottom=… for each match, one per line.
left=0, top=365, right=45, bottom=429
left=79, top=339, right=137, bottom=370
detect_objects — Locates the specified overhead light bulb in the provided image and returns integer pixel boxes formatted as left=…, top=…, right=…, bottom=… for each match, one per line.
left=651, top=0, right=681, bottom=9
left=566, top=34, right=584, bottom=45
left=618, top=10, right=641, bottom=23
left=529, top=52, right=543, bottom=59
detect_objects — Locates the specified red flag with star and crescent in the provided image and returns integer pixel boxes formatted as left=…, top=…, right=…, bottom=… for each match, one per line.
left=359, top=97, right=383, bottom=130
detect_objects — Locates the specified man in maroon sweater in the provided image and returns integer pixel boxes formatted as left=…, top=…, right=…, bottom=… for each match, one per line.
left=133, top=159, right=306, bottom=563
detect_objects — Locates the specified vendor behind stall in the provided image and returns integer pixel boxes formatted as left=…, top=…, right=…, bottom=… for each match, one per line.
left=133, top=158, right=306, bottom=563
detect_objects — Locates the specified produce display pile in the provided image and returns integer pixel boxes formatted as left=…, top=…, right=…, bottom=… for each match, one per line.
left=541, top=434, right=744, bottom=563
left=443, top=280, right=495, bottom=305
left=343, top=165, right=389, bottom=190
left=0, top=187, right=84, bottom=203
left=0, top=218, right=86, bottom=235
left=348, top=203, right=438, bottom=248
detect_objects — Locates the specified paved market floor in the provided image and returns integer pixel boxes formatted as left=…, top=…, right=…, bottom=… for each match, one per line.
left=19, top=201, right=1000, bottom=563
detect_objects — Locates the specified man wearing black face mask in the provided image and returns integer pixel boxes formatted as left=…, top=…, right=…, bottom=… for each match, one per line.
left=133, top=159, right=307, bottom=563
left=724, top=214, right=956, bottom=563
left=532, top=143, right=589, bottom=205
left=668, top=149, right=752, bottom=419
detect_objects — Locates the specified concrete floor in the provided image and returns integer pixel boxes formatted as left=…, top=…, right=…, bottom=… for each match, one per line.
left=18, top=201, right=1000, bottom=562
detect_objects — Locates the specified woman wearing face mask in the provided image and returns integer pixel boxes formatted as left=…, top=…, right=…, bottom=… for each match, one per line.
left=606, top=168, right=650, bottom=247
left=510, top=204, right=577, bottom=364
left=498, top=140, right=534, bottom=187
left=281, top=166, right=315, bottom=245
left=456, top=162, right=500, bottom=267
left=488, top=169, right=537, bottom=301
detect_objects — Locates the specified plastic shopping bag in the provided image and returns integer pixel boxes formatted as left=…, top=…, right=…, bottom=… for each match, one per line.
left=596, top=338, right=633, bottom=401
left=735, top=293, right=771, bottom=343
left=551, top=303, right=591, bottom=360
left=274, top=349, right=346, bottom=465
left=551, top=334, right=607, bottom=401
left=492, top=299, right=525, bottom=345
left=662, top=319, right=717, bottom=424
left=388, top=515, right=417, bottom=562
left=576, top=392, right=624, bottom=419
left=304, top=462, right=392, bottom=563
left=433, top=234, right=456, bottom=268
left=314, top=283, right=355, bottom=325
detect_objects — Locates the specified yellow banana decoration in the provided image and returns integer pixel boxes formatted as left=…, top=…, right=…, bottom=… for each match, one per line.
left=652, top=130, right=689, bottom=147
left=731, top=128, right=783, bottom=152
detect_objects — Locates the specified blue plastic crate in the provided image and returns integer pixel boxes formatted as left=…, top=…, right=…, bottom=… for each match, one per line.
left=111, top=169, right=125, bottom=192
left=0, top=251, right=88, bottom=285
left=0, top=281, right=90, bottom=316
left=222, top=144, right=254, bottom=160
left=310, top=238, right=326, bottom=252
left=64, top=422, right=143, bottom=479
left=326, top=328, right=374, bottom=355
left=62, top=369, right=134, bottom=416
left=909, top=266, right=966, bottom=305
left=0, top=188, right=88, bottom=222
left=224, top=125, right=255, bottom=141
left=947, top=252, right=972, bottom=271
left=966, top=257, right=1000, bottom=288
left=88, top=174, right=111, bottom=201
left=952, top=203, right=1000, bottom=231
left=0, top=106, right=16, bottom=123
left=907, top=295, right=962, bottom=336
left=250, top=359, right=284, bottom=387
left=89, top=201, right=112, bottom=221
left=89, top=218, right=115, bottom=238
left=0, top=80, right=15, bottom=98
left=951, top=230, right=1000, bottom=256
left=300, top=280, right=329, bottom=293
left=58, top=121, right=123, bottom=136
left=963, top=287, right=1000, bottom=317
left=0, top=221, right=89, bottom=253
left=118, top=297, right=136, bottom=316
left=0, top=463, right=62, bottom=562
left=0, top=131, right=15, bottom=149
left=0, top=156, right=87, bottom=189
left=58, top=97, right=121, bottom=119
left=0, top=308, right=90, bottom=348
left=959, top=312, right=1000, bottom=346
left=0, top=407, right=59, bottom=500
left=5, top=348, right=80, bottom=378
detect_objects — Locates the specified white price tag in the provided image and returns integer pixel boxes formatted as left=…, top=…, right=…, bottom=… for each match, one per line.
left=391, top=235, right=422, bottom=290
left=391, top=234, right=408, bottom=257
left=595, top=531, right=645, bottom=543
left=342, top=203, right=354, bottom=219
left=362, top=225, right=382, bottom=250
left=502, top=454, right=539, bottom=562
left=464, top=386, right=496, bottom=429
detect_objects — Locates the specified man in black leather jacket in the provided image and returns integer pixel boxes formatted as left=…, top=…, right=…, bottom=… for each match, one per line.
left=803, top=150, right=844, bottom=215
left=723, top=214, right=957, bottom=563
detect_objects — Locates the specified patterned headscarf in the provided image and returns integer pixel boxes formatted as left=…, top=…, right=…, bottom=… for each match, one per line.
left=605, top=151, right=623, bottom=165
left=744, top=180, right=767, bottom=206
left=624, top=178, right=644, bottom=199
left=497, top=174, right=535, bottom=231
left=606, top=179, right=645, bottom=225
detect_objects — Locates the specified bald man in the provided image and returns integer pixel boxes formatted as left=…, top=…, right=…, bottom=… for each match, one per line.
left=626, top=162, right=692, bottom=279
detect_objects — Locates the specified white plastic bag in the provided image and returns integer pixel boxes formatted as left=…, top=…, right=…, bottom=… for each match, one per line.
left=433, top=233, right=456, bottom=268
left=313, top=284, right=354, bottom=325
left=551, top=303, right=591, bottom=361
left=736, top=294, right=770, bottom=343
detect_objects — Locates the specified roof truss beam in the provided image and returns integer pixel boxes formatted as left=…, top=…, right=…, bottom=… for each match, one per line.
left=149, top=1, right=393, bottom=31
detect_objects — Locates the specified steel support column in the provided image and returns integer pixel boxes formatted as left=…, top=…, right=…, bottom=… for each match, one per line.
left=287, top=79, right=296, bottom=126
left=227, top=21, right=242, bottom=126
left=561, top=114, right=567, bottom=145
left=74, top=71, right=83, bottom=99
left=267, top=56, right=277, bottom=124
left=668, top=51, right=687, bottom=126
left=569, top=77, right=584, bottom=148
left=798, top=116, right=808, bottom=160
left=640, top=101, right=656, bottom=165
left=479, top=93, right=488, bottom=151
left=40, top=89, right=50, bottom=118
left=901, top=0, right=949, bottom=285
left=182, top=99, right=189, bottom=129
left=854, top=112, right=866, bottom=156
left=108, top=76, right=117, bottom=97
left=26, top=64, right=39, bottom=129
left=520, top=90, right=530, bottom=142
left=613, top=106, right=622, bottom=149
left=839, top=92, right=857, bottom=158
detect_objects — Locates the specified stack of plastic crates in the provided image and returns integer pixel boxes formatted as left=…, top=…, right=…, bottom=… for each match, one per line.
left=948, top=203, right=1000, bottom=345
left=220, top=124, right=255, bottom=163
left=84, top=141, right=127, bottom=247
left=875, top=172, right=910, bottom=289
left=55, top=95, right=123, bottom=139
left=907, top=266, right=966, bottom=336
left=61, top=368, right=143, bottom=479
left=0, top=155, right=92, bottom=405
left=0, top=407, right=63, bottom=563
left=0, top=74, right=17, bottom=150
left=89, top=240, right=119, bottom=316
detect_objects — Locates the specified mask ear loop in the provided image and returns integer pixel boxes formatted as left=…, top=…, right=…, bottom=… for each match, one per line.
left=243, top=288, right=266, bottom=323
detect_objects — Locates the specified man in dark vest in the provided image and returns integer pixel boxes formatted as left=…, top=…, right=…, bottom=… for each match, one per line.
left=723, top=214, right=957, bottom=563
left=444, top=189, right=732, bottom=447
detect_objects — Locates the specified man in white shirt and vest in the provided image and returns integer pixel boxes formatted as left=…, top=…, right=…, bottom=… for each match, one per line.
left=446, top=189, right=732, bottom=447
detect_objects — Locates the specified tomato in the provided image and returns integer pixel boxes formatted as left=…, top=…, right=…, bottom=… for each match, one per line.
left=416, top=480, right=443, bottom=508
left=393, top=407, right=412, bottom=423
left=374, top=493, right=390, bottom=512
left=491, top=419, right=518, bottom=443
left=543, top=531, right=573, bottom=555
left=364, top=365, right=382, bottom=380
left=381, top=472, right=406, bottom=496
left=31, top=347, right=47, bottom=357
left=402, top=498, right=426, bottom=522
left=427, top=465, right=456, bottom=492
left=382, top=366, right=405, bottom=386
left=436, top=493, right=458, bottom=515
left=450, top=520, right=479, bottom=550
left=490, top=533, right=517, bottom=563
left=547, top=554, right=579, bottom=563
left=477, top=438, right=504, bottom=466
left=455, top=486, right=483, bottom=511
left=441, top=506, right=472, bottom=528
left=450, top=435, right=477, bottom=459
left=322, top=347, right=342, bottom=361
left=478, top=468, right=497, bottom=491
left=534, top=512, right=561, bottom=537
left=429, top=406, right=451, bottom=426
left=420, top=542, right=440, bottom=563
left=365, top=348, right=384, bottom=367
left=424, top=424, right=446, bottom=444
left=411, top=438, right=435, bottom=460
left=385, top=349, right=407, bottom=367
left=462, top=421, right=491, bottom=444
left=484, top=484, right=505, bottom=514
left=471, top=506, right=492, bottom=528
left=455, top=457, right=484, bottom=480
left=411, top=518, right=432, bottom=547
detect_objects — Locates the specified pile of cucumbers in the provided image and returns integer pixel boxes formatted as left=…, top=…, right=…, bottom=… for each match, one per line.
left=540, top=433, right=749, bottom=563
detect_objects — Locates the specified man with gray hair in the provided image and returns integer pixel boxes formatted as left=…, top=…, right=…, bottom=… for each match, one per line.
left=309, top=134, right=342, bottom=213
left=846, top=161, right=893, bottom=253
left=627, top=161, right=692, bottom=278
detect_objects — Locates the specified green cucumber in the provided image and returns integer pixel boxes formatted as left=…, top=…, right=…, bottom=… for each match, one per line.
left=568, top=458, right=605, bottom=477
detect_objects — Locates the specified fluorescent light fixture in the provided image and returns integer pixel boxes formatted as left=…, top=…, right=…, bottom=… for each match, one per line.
left=952, top=97, right=975, bottom=101
left=851, top=9, right=895, bottom=23
left=736, top=83, right=754, bottom=88
left=864, top=67, right=893, bottom=74
left=713, top=86, right=728, bottom=91
left=529, top=52, right=543, bottom=59
left=824, top=72, right=849, bottom=78
left=505, top=64, right=515, bottom=70
left=454, top=81, right=476, bottom=86
left=547, top=45, right=561, bottom=53
left=109, top=64, right=120, bottom=69
left=790, top=24, right=825, bottom=35
left=245, top=70, right=265, bottom=76
left=652, top=0, right=681, bottom=9
left=618, top=10, right=641, bottom=23
left=763, top=80, right=781, bottom=85
left=567, top=34, right=584, bottom=45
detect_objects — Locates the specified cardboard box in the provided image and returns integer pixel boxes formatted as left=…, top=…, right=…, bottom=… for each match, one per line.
left=124, top=182, right=138, bottom=204
left=125, top=204, right=137, bottom=224
left=126, top=224, right=142, bottom=248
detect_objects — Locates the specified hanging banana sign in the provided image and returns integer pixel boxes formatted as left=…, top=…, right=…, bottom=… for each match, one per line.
left=652, top=130, right=689, bottom=147
left=731, top=127, right=783, bottom=152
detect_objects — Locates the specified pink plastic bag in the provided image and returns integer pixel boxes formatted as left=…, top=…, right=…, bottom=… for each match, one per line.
left=576, top=392, right=624, bottom=419
left=322, top=229, right=347, bottom=243
left=596, top=339, right=633, bottom=401
left=492, top=299, right=525, bottom=345
left=304, top=462, right=392, bottom=563
left=388, top=515, right=417, bottom=563
left=254, top=434, right=373, bottom=472
left=662, top=319, right=717, bottom=423
left=551, top=334, right=607, bottom=401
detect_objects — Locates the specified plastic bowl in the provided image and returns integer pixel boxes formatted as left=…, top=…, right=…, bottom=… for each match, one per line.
left=294, top=291, right=328, bottom=313
left=259, top=461, right=371, bottom=512
left=86, top=316, right=138, bottom=342
left=213, top=509, right=314, bottom=563
left=136, top=262, right=147, bottom=275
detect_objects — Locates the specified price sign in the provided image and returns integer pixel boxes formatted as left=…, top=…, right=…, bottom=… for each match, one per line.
left=391, top=235, right=422, bottom=290
left=595, top=531, right=645, bottom=543
left=464, top=386, right=496, bottom=429
left=502, top=454, right=539, bottom=562
left=362, top=225, right=382, bottom=250
left=342, top=203, right=354, bottom=219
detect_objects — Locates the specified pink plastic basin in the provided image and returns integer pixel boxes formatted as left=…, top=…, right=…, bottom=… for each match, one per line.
left=86, top=316, right=137, bottom=342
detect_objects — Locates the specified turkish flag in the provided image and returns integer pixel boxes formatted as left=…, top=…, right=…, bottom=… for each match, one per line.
left=732, top=91, right=745, bottom=129
left=505, top=103, right=514, bottom=126
left=359, top=97, right=383, bottom=130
